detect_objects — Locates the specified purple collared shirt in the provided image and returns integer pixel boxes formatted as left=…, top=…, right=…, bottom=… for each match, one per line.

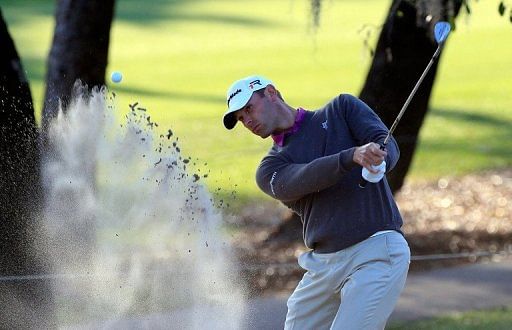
left=271, top=108, right=306, bottom=147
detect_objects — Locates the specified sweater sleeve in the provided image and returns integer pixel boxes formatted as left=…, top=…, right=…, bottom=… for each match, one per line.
left=255, top=94, right=399, bottom=202
left=340, top=94, right=400, bottom=172
left=256, top=148, right=355, bottom=202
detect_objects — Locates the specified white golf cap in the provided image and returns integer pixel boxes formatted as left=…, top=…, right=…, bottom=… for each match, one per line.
left=223, top=75, right=273, bottom=129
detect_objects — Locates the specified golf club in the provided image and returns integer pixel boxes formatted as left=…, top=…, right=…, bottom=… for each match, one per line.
left=359, top=21, right=451, bottom=188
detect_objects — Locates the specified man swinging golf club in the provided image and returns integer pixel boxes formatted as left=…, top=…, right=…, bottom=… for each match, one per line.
left=222, top=74, right=409, bottom=329
left=222, top=21, right=451, bottom=330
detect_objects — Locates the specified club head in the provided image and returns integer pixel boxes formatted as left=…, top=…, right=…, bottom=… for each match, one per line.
left=434, top=21, right=451, bottom=44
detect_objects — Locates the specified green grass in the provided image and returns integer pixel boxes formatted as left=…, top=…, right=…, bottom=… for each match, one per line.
left=3, top=0, right=512, bottom=207
left=388, top=306, right=512, bottom=330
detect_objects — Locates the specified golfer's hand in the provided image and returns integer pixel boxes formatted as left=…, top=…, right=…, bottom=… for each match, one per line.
left=353, top=142, right=387, bottom=174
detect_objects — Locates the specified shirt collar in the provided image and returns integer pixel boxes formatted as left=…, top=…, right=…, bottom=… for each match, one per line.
left=271, top=108, right=306, bottom=147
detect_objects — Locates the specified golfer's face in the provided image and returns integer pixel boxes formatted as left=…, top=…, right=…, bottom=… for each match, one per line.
left=235, top=91, right=272, bottom=138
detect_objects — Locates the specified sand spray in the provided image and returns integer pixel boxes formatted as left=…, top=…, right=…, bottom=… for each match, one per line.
left=42, top=86, right=246, bottom=328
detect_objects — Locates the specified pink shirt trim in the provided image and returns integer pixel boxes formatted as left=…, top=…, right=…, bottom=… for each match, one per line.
left=271, top=108, right=306, bottom=147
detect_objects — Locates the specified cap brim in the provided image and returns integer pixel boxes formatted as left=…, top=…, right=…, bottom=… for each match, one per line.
left=223, top=111, right=237, bottom=130
left=223, top=92, right=250, bottom=130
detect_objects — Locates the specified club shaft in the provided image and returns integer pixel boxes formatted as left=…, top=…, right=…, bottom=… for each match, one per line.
left=383, top=45, right=442, bottom=146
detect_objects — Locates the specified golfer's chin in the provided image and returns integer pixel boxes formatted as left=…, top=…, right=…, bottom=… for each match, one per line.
left=256, top=130, right=271, bottom=139
left=250, top=127, right=271, bottom=139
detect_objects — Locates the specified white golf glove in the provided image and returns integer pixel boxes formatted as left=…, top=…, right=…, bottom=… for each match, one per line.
left=361, top=161, right=386, bottom=183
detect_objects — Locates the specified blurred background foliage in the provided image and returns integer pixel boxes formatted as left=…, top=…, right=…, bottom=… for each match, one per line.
left=3, top=0, right=511, bottom=209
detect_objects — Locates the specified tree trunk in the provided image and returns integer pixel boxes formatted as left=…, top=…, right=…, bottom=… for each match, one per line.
left=0, top=9, right=55, bottom=328
left=359, top=0, right=462, bottom=193
left=39, top=0, right=115, bottom=286
left=42, top=0, right=115, bottom=130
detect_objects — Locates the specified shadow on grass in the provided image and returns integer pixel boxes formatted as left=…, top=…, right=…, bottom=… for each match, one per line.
left=1, top=1, right=55, bottom=25
left=430, top=108, right=512, bottom=129
left=20, top=55, right=225, bottom=105
left=110, top=85, right=225, bottom=104
left=418, top=107, right=512, bottom=165
left=3, top=0, right=281, bottom=28
left=19, top=55, right=46, bottom=82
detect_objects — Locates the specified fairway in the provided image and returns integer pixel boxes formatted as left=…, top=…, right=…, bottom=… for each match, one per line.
left=3, top=0, right=512, bottom=207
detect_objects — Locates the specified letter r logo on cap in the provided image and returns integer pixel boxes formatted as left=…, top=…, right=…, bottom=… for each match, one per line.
left=249, top=80, right=262, bottom=89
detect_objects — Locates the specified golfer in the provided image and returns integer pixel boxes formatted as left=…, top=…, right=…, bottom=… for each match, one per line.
left=223, top=75, right=410, bottom=329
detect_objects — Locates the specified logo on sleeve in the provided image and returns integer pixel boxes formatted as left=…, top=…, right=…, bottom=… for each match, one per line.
left=270, top=171, right=278, bottom=197
left=321, top=120, right=328, bottom=130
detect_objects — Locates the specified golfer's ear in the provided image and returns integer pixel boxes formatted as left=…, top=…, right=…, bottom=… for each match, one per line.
left=265, top=84, right=278, bottom=100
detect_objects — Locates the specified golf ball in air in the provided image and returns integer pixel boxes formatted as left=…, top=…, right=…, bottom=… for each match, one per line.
left=111, top=71, right=122, bottom=83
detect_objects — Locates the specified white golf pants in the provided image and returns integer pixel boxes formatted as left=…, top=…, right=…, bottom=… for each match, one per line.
left=285, top=231, right=410, bottom=330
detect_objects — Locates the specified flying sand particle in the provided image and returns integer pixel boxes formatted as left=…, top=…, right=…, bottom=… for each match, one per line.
left=129, top=102, right=139, bottom=111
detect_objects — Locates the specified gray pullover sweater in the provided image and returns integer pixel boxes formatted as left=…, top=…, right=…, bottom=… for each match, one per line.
left=256, top=94, right=403, bottom=253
